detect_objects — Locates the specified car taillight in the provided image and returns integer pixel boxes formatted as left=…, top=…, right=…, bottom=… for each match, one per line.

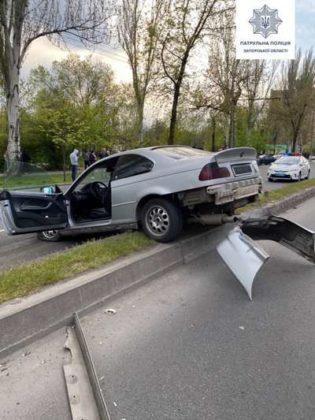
left=199, top=163, right=230, bottom=181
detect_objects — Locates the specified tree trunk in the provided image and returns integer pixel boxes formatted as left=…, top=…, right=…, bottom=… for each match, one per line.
left=168, top=84, right=181, bottom=145
left=62, top=146, right=66, bottom=182
left=6, top=63, right=21, bottom=163
left=137, top=102, right=144, bottom=145
left=292, top=131, right=298, bottom=152
left=211, top=116, right=216, bottom=151
left=228, top=106, right=236, bottom=148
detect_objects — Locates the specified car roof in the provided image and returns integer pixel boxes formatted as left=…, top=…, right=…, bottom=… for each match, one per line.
left=112, top=145, right=214, bottom=162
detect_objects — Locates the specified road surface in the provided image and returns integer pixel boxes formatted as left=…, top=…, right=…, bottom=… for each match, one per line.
left=1, top=197, right=315, bottom=419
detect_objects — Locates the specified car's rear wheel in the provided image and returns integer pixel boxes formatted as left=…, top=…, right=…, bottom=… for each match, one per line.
left=37, top=230, right=61, bottom=242
left=141, top=198, right=183, bottom=243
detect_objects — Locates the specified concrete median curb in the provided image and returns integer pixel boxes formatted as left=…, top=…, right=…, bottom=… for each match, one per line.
left=1, top=185, right=315, bottom=357
left=242, top=185, right=315, bottom=219
left=0, top=225, right=231, bottom=357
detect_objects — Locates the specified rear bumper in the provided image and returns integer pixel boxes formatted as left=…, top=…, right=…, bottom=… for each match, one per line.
left=206, top=178, right=261, bottom=205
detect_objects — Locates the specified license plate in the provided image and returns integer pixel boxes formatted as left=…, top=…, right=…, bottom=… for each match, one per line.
left=275, top=172, right=285, bottom=176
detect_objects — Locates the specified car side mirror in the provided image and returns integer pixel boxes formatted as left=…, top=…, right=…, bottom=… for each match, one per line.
left=41, top=185, right=56, bottom=194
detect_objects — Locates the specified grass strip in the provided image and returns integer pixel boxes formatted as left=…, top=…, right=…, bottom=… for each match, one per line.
left=237, top=178, right=315, bottom=213
left=0, top=231, right=153, bottom=304
left=0, top=173, right=70, bottom=190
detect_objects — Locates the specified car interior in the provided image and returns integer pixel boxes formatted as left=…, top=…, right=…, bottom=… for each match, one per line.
left=69, top=163, right=115, bottom=223
left=68, top=154, right=154, bottom=223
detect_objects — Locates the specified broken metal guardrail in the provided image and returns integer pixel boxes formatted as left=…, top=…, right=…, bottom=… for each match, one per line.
left=217, top=216, right=315, bottom=300
left=64, top=313, right=111, bottom=420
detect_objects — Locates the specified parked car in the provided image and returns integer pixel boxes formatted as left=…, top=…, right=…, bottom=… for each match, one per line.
left=267, top=155, right=310, bottom=182
left=257, top=154, right=276, bottom=165
left=0, top=146, right=262, bottom=243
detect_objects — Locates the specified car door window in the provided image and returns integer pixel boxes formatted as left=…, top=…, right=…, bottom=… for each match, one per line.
left=112, top=155, right=154, bottom=180
left=74, top=163, right=114, bottom=192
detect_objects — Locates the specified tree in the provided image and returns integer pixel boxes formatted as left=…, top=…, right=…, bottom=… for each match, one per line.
left=118, top=0, right=163, bottom=143
left=244, top=61, right=277, bottom=143
left=158, top=0, right=222, bottom=145
left=280, top=50, right=315, bottom=152
left=206, top=8, right=250, bottom=148
left=0, top=0, right=114, bottom=163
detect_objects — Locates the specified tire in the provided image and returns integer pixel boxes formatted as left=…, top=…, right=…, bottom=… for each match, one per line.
left=141, top=198, right=183, bottom=243
left=37, top=230, right=61, bottom=242
left=298, top=172, right=302, bottom=182
left=268, top=177, right=273, bottom=182
left=306, top=170, right=311, bottom=180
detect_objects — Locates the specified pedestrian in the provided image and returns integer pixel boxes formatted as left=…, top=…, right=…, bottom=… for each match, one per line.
left=83, top=150, right=90, bottom=169
left=99, top=148, right=109, bottom=159
left=89, top=150, right=97, bottom=166
left=70, top=149, right=79, bottom=181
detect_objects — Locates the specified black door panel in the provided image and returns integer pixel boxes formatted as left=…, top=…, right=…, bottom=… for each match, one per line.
left=4, top=192, right=67, bottom=231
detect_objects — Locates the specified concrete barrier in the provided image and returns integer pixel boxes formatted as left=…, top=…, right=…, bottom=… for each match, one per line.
left=0, top=225, right=231, bottom=357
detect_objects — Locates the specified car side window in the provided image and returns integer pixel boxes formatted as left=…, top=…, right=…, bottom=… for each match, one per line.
left=112, top=155, right=154, bottom=180
left=74, top=158, right=118, bottom=191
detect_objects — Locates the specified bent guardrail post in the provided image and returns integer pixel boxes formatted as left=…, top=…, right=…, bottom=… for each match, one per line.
left=217, top=216, right=315, bottom=300
left=217, top=227, right=270, bottom=300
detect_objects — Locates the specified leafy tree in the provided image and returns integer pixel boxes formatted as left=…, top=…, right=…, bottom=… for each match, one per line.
left=0, top=0, right=114, bottom=163
left=118, top=0, right=163, bottom=142
left=280, top=50, right=315, bottom=152
left=158, top=0, right=222, bottom=145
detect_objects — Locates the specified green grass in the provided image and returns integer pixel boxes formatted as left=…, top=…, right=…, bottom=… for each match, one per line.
left=0, top=172, right=70, bottom=190
left=0, top=231, right=153, bottom=304
left=237, top=178, right=315, bottom=213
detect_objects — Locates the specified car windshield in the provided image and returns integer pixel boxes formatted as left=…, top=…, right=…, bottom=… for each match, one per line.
left=1, top=161, right=63, bottom=192
left=275, top=157, right=299, bottom=165
left=153, top=146, right=210, bottom=160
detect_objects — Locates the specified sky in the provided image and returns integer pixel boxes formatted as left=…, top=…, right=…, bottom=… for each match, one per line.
left=23, top=0, right=315, bottom=83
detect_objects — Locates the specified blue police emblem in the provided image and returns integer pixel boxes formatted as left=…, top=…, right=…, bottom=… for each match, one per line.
left=249, top=4, right=282, bottom=38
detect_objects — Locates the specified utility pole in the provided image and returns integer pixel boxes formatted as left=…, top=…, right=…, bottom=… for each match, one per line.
left=310, top=111, right=315, bottom=159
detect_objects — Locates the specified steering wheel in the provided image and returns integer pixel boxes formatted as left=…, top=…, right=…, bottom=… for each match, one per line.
left=89, top=181, right=108, bottom=204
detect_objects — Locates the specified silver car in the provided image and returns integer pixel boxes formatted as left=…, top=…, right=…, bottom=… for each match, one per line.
left=0, top=146, right=261, bottom=243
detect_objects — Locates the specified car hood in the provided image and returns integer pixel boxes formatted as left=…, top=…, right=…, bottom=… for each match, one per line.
left=270, top=163, right=298, bottom=171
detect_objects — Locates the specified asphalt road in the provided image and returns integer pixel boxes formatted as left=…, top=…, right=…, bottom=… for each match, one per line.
left=1, top=197, right=315, bottom=419
left=0, top=162, right=314, bottom=270
left=79, top=197, right=315, bottom=420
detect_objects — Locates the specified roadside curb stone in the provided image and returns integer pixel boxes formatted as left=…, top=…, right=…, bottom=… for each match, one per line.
left=1, top=185, right=315, bottom=357
left=242, top=186, right=315, bottom=219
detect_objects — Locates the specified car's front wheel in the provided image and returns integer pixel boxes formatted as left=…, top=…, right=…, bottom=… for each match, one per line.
left=141, top=198, right=183, bottom=243
left=37, top=230, right=61, bottom=242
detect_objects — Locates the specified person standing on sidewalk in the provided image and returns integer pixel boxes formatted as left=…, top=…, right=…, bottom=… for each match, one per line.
left=70, top=149, right=79, bottom=181
left=83, top=150, right=90, bottom=169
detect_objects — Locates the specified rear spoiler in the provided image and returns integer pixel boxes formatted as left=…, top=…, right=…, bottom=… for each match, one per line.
left=217, top=216, right=315, bottom=300
left=214, top=147, right=257, bottom=163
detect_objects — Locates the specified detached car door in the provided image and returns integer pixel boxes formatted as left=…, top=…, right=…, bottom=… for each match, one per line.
left=0, top=190, right=67, bottom=235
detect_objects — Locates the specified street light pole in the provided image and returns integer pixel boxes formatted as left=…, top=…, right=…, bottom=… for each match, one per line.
left=309, top=110, right=315, bottom=160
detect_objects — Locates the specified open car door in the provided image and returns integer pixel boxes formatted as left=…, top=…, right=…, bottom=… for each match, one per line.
left=0, top=190, right=67, bottom=234
left=0, top=162, right=67, bottom=235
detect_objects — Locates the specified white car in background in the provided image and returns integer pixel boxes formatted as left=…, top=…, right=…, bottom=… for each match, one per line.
left=267, top=155, right=310, bottom=182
